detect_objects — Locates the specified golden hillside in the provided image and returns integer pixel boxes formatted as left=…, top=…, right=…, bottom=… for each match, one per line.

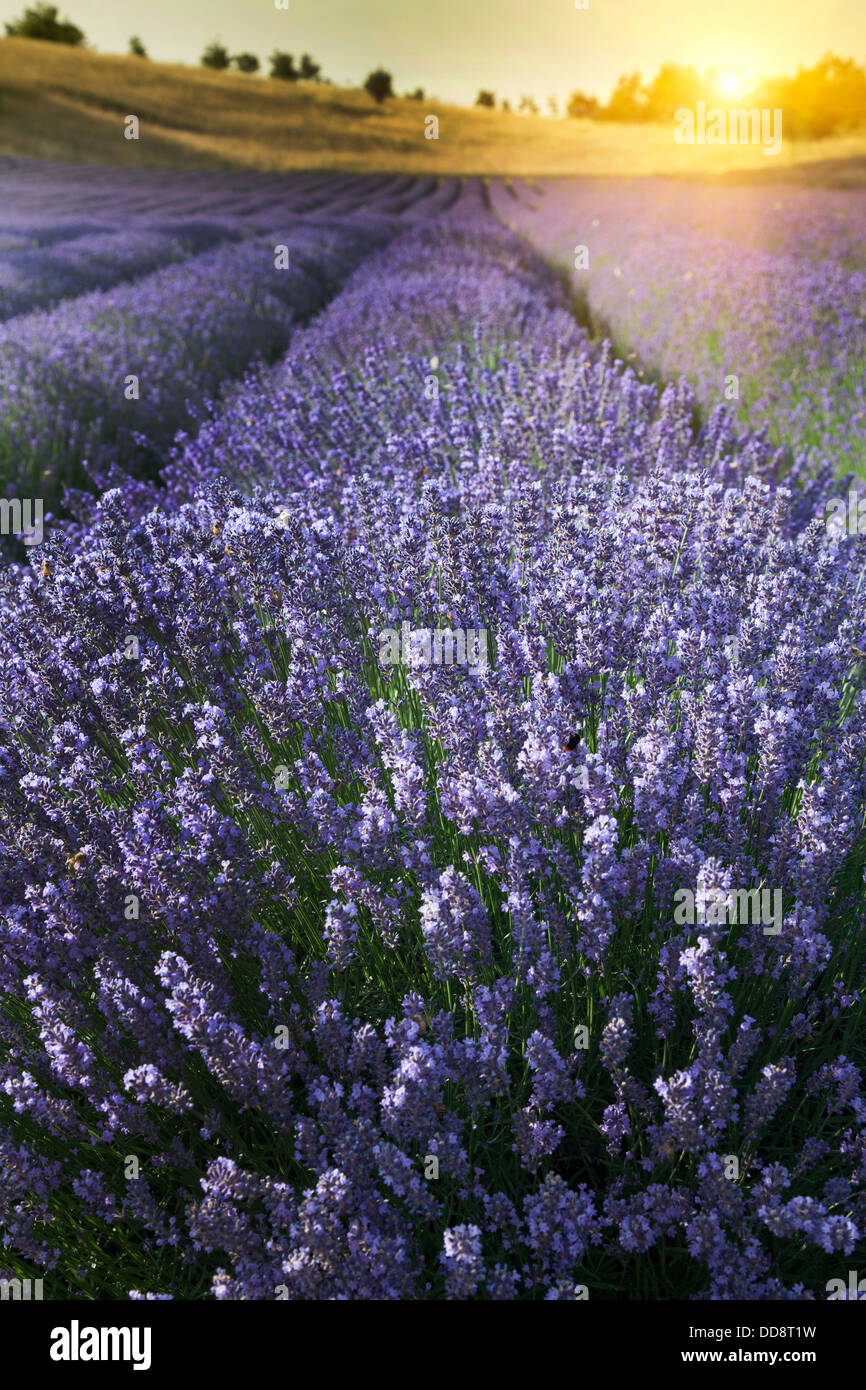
left=1, top=36, right=865, bottom=179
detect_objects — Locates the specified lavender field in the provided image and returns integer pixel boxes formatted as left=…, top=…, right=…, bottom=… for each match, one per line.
left=1, top=162, right=865, bottom=1303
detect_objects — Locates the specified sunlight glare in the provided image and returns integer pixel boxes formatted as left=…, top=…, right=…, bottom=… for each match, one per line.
left=717, top=70, right=746, bottom=100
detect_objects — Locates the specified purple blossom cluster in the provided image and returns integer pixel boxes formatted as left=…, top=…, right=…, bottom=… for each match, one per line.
left=0, top=182, right=864, bottom=1300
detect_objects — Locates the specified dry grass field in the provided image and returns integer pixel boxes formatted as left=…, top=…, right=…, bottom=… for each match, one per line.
left=2, top=37, right=866, bottom=180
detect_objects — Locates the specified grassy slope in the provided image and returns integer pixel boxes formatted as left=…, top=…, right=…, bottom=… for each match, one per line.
left=2, top=37, right=866, bottom=179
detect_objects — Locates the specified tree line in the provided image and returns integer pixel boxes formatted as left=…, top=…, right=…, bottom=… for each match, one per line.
left=2, top=6, right=412, bottom=104
left=200, top=43, right=322, bottom=81
left=474, top=57, right=866, bottom=138
left=561, top=56, right=866, bottom=138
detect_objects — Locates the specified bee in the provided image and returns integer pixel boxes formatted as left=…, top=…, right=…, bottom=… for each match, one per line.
left=212, top=523, right=221, bottom=537
left=850, top=645, right=866, bottom=662
left=561, top=733, right=581, bottom=752
left=410, top=1013, right=427, bottom=1034
left=433, top=1101, right=445, bottom=1118
left=66, top=850, right=87, bottom=871
left=41, top=560, right=52, bottom=578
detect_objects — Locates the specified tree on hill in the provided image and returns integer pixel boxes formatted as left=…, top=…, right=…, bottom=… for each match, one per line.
left=269, top=51, right=298, bottom=81
left=599, top=71, right=648, bottom=121
left=299, top=54, right=321, bottom=81
left=643, top=63, right=701, bottom=120
left=4, top=4, right=85, bottom=45
left=232, top=53, right=260, bottom=73
left=364, top=68, right=393, bottom=104
left=128, top=36, right=148, bottom=59
left=475, top=90, right=496, bottom=108
left=755, top=53, right=866, bottom=138
left=566, top=90, right=599, bottom=118
left=201, top=41, right=230, bottom=71
left=518, top=95, right=539, bottom=114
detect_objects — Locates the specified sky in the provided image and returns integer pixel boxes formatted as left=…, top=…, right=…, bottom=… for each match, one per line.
left=2, top=0, right=864, bottom=105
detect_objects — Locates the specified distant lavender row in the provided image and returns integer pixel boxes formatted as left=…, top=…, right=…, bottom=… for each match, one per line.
left=492, top=179, right=866, bottom=477
left=0, top=216, right=397, bottom=509
left=0, top=222, right=111, bottom=253
left=0, top=223, right=234, bottom=323
left=3, top=215, right=863, bottom=1301
left=0, top=161, right=459, bottom=224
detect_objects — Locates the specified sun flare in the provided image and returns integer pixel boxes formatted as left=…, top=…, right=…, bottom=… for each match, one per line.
left=717, top=69, right=747, bottom=100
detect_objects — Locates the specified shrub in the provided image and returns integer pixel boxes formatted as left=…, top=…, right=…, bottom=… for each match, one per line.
left=299, top=53, right=321, bottom=81
left=201, top=41, right=230, bottom=71
left=566, top=90, right=599, bottom=118
left=4, top=3, right=84, bottom=45
left=364, top=68, right=394, bottom=104
left=269, top=50, right=298, bottom=81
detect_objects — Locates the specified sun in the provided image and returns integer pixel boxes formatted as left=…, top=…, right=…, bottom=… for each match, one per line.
left=717, top=70, right=747, bottom=100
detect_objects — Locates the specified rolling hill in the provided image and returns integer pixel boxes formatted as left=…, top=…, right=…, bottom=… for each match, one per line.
left=1, top=36, right=865, bottom=179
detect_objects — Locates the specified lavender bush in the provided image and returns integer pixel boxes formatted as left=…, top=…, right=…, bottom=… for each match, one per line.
left=0, top=203, right=864, bottom=1301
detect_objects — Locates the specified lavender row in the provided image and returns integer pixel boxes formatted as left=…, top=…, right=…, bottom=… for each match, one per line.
left=491, top=179, right=866, bottom=478
left=0, top=216, right=397, bottom=511
left=0, top=223, right=235, bottom=323
left=1, top=214, right=864, bottom=1300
